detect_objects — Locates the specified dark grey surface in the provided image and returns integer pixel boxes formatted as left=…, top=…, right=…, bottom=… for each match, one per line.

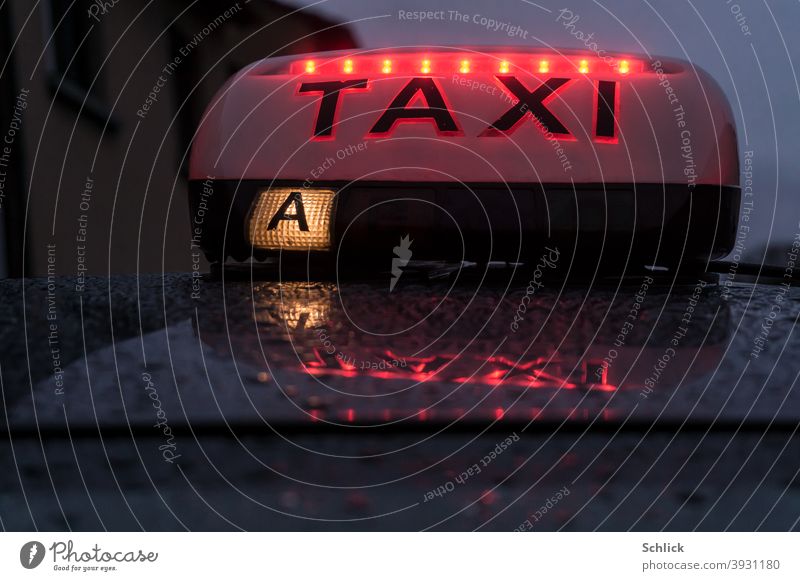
left=0, top=272, right=798, bottom=530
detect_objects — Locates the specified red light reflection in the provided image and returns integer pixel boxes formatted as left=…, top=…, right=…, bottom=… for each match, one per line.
left=302, top=348, right=617, bottom=391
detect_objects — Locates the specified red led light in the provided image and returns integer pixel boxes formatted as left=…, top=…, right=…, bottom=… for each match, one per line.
left=291, top=54, right=644, bottom=76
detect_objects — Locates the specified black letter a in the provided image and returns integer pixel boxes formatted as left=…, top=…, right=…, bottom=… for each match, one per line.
left=369, top=78, right=460, bottom=135
left=267, top=191, right=309, bottom=231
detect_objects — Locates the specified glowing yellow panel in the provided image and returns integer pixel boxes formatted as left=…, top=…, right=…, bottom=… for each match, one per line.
left=248, top=188, right=336, bottom=251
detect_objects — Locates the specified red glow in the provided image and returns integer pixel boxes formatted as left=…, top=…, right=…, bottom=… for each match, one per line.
left=301, top=350, right=619, bottom=391
left=288, top=53, right=644, bottom=76
left=593, top=383, right=617, bottom=393
left=338, top=357, right=357, bottom=371
left=305, top=348, right=328, bottom=367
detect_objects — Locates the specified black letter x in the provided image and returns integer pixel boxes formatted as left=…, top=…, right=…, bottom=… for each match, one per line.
left=481, top=76, right=572, bottom=136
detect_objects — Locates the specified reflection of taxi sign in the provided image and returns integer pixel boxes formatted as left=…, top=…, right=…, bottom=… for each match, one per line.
left=189, top=48, right=740, bottom=274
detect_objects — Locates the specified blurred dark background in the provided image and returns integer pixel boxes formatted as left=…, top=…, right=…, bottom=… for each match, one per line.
left=0, top=0, right=356, bottom=277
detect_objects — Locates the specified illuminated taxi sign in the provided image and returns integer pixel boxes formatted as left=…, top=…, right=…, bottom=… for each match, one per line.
left=248, top=188, right=336, bottom=251
left=187, top=48, right=741, bottom=271
left=298, top=75, right=618, bottom=142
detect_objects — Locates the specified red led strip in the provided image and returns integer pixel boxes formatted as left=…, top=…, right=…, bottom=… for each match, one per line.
left=290, top=54, right=642, bottom=76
